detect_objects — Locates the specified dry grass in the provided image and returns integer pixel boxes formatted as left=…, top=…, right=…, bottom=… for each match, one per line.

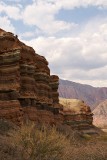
left=59, top=98, right=86, bottom=113
left=0, top=119, right=107, bottom=160
left=11, top=122, right=72, bottom=160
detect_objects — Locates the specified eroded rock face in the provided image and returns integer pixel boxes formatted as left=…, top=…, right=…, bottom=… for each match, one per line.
left=0, top=28, right=61, bottom=125
left=0, top=28, right=93, bottom=131
left=0, top=47, right=23, bottom=125
left=59, top=98, right=93, bottom=130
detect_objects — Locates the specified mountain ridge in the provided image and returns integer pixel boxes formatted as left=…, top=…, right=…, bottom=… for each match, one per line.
left=58, top=79, right=107, bottom=110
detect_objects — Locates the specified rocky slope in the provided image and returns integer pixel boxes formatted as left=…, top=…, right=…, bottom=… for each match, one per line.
left=59, top=79, right=107, bottom=110
left=93, top=99, right=107, bottom=130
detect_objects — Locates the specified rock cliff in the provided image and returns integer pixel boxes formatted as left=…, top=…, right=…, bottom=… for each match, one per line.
left=0, top=28, right=94, bottom=131
left=0, top=28, right=62, bottom=126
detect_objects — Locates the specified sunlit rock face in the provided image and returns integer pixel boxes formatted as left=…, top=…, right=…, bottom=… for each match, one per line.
left=59, top=98, right=93, bottom=130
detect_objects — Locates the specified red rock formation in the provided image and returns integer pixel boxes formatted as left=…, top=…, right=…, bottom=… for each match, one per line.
left=59, top=98, right=93, bottom=131
left=0, top=37, right=23, bottom=125
left=0, top=28, right=94, bottom=131
left=0, top=28, right=59, bottom=125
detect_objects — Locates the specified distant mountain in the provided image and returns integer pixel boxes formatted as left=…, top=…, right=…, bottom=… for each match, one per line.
left=58, top=79, right=107, bottom=110
left=93, top=100, right=107, bottom=130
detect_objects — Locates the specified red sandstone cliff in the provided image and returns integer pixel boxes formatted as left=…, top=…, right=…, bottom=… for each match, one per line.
left=0, top=28, right=60, bottom=124
left=0, top=28, right=94, bottom=131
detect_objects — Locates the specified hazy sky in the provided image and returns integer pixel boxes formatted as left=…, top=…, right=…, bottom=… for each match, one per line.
left=0, top=0, right=107, bottom=87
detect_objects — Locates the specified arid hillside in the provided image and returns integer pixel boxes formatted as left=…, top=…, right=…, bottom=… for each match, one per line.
left=59, top=79, right=107, bottom=110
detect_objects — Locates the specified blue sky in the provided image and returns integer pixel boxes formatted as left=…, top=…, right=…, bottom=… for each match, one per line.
left=0, top=0, right=107, bottom=87
left=57, top=6, right=107, bottom=23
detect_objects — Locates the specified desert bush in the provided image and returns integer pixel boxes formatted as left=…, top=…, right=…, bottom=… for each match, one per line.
left=11, top=122, right=71, bottom=160
left=11, top=122, right=107, bottom=160
left=0, top=120, right=107, bottom=160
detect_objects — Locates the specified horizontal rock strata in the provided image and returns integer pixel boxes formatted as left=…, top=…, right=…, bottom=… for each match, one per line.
left=0, top=28, right=94, bottom=131
left=0, top=28, right=62, bottom=126
left=59, top=98, right=94, bottom=130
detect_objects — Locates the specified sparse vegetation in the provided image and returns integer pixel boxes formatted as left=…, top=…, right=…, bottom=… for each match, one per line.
left=59, top=98, right=88, bottom=113
left=0, top=119, right=107, bottom=160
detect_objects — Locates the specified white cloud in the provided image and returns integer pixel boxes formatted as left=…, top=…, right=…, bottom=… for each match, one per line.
left=32, top=0, right=107, bottom=10
left=0, top=16, right=15, bottom=32
left=61, top=0, right=107, bottom=9
left=1, top=0, right=107, bottom=36
left=21, top=0, right=107, bottom=36
left=0, top=1, right=22, bottom=20
left=20, top=31, right=35, bottom=38
left=1, top=0, right=107, bottom=87
left=5, top=0, right=21, bottom=2
left=22, top=17, right=107, bottom=87
left=23, top=1, right=77, bottom=35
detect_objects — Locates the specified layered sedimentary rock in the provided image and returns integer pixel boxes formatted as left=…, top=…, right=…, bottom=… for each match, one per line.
left=0, top=28, right=94, bottom=131
left=59, top=98, right=93, bottom=130
left=0, top=47, right=23, bottom=125
left=0, top=28, right=61, bottom=125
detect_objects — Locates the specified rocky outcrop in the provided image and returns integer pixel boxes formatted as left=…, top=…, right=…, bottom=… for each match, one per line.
left=93, top=100, right=107, bottom=130
left=0, top=28, right=62, bottom=126
left=59, top=79, right=107, bottom=110
left=59, top=98, right=93, bottom=131
left=0, top=28, right=94, bottom=131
